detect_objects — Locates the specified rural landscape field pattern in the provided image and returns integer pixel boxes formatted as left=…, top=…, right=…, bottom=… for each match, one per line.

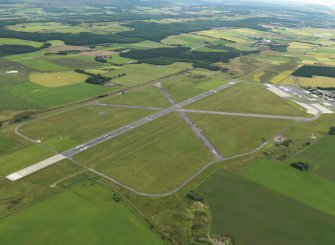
left=0, top=0, right=335, bottom=244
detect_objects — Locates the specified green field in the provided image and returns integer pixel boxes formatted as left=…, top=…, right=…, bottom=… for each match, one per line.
left=109, top=40, right=167, bottom=50
left=241, top=158, right=335, bottom=216
left=161, top=33, right=232, bottom=49
left=187, top=82, right=307, bottom=116
left=102, top=85, right=170, bottom=108
left=6, top=22, right=85, bottom=33
left=285, top=114, right=335, bottom=140
left=0, top=38, right=43, bottom=48
left=163, top=74, right=228, bottom=103
left=0, top=130, right=26, bottom=156
left=30, top=71, right=89, bottom=88
left=199, top=170, right=335, bottom=245
left=6, top=22, right=133, bottom=34
left=75, top=113, right=213, bottom=193
left=1, top=3, right=335, bottom=244
left=292, top=136, right=335, bottom=182
left=0, top=180, right=162, bottom=245
left=8, top=52, right=106, bottom=72
left=49, top=55, right=107, bottom=70
left=103, top=62, right=192, bottom=86
left=3, top=80, right=116, bottom=108
left=195, top=29, right=255, bottom=44
left=288, top=42, right=315, bottom=54
left=108, top=54, right=136, bottom=65
left=0, top=159, right=80, bottom=205
left=0, top=144, right=53, bottom=175
left=188, top=114, right=295, bottom=156
left=20, top=106, right=152, bottom=151
left=7, top=51, right=69, bottom=72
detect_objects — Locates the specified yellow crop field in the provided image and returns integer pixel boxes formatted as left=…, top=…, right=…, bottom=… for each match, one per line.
left=301, top=56, right=317, bottom=65
left=233, top=28, right=263, bottom=35
left=196, top=30, right=250, bottom=43
left=297, top=76, right=335, bottom=88
left=288, top=42, right=315, bottom=53
left=315, top=58, right=335, bottom=66
left=270, top=70, right=294, bottom=84
left=304, top=47, right=335, bottom=65
left=252, top=71, right=265, bottom=82
left=30, top=71, right=89, bottom=88
left=280, top=76, right=296, bottom=86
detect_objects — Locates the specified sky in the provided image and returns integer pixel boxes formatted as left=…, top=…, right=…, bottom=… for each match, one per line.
left=282, top=0, right=335, bottom=6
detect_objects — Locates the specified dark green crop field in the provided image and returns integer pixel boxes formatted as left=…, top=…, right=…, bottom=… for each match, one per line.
left=199, top=170, right=335, bottom=245
left=292, top=65, right=335, bottom=78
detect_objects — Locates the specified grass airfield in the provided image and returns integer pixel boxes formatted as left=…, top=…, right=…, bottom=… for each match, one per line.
left=20, top=105, right=153, bottom=151
left=0, top=6, right=335, bottom=244
left=74, top=113, right=214, bottom=193
left=186, top=82, right=307, bottom=116
left=187, top=114, right=295, bottom=157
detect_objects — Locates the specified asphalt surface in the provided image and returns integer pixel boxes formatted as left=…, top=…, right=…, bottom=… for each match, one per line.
left=6, top=154, right=67, bottom=181
left=85, top=142, right=269, bottom=197
left=156, top=82, right=224, bottom=161
left=181, top=109, right=313, bottom=122
left=8, top=80, right=236, bottom=181
left=92, top=102, right=162, bottom=111
left=9, top=78, right=321, bottom=196
left=62, top=80, right=237, bottom=158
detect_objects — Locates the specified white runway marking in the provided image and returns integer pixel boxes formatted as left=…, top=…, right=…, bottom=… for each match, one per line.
left=6, top=154, right=66, bottom=181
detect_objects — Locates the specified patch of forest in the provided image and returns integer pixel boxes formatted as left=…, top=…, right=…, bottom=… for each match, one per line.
left=292, top=65, right=335, bottom=78
left=121, top=46, right=259, bottom=70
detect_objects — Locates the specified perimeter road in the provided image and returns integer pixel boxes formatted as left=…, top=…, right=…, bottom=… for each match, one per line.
left=7, top=80, right=237, bottom=181
left=61, top=81, right=236, bottom=159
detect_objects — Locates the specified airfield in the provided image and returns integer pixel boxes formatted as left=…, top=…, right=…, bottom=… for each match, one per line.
left=1, top=2, right=335, bottom=244
left=5, top=79, right=326, bottom=194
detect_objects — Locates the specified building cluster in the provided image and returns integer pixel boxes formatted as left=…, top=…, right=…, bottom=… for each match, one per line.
left=304, top=87, right=335, bottom=102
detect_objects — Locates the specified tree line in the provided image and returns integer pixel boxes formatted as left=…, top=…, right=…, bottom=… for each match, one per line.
left=75, top=69, right=125, bottom=85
